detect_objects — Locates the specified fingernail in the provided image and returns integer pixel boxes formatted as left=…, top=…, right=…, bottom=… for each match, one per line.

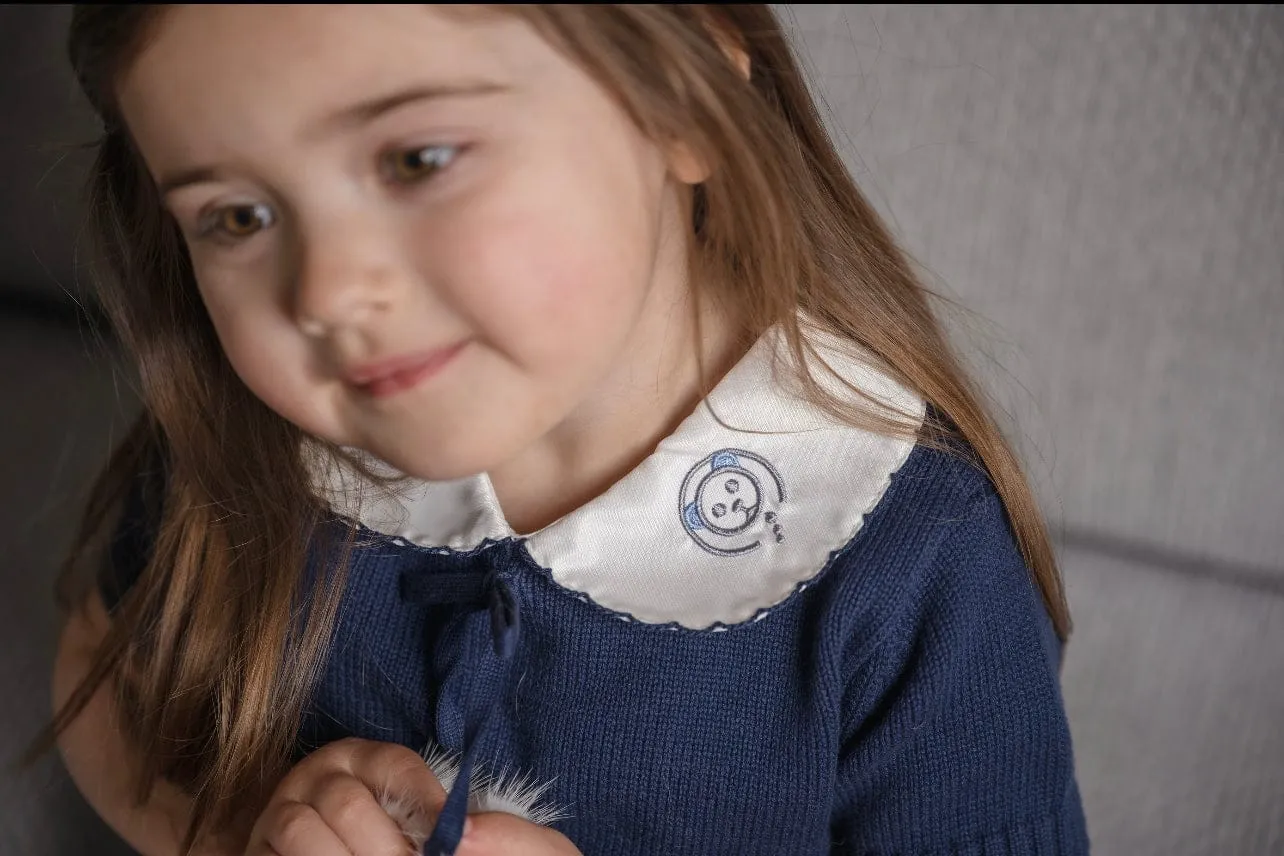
left=462, top=816, right=475, bottom=840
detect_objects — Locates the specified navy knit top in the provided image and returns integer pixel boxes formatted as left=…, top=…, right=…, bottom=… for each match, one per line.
left=104, top=327, right=1090, bottom=855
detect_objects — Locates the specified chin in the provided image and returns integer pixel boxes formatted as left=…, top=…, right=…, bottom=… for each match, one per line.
left=372, top=425, right=519, bottom=483
left=390, top=455, right=485, bottom=483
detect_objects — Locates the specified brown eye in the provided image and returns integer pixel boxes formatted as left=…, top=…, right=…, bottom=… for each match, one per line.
left=385, top=145, right=458, bottom=183
left=211, top=203, right=275, bottom=238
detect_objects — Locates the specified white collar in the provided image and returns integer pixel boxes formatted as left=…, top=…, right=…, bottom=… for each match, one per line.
left=315, top=324, right=924, bottom=630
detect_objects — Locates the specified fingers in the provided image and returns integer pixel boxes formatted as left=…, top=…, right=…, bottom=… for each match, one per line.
left=308, top=772, right=414, bottom=856
left=457, top=811, right=582, bottom=856
left=346, top=739, right=448, bottom=815
left=344, top=739, right=448, bottom=846
left=249, top=800, right=353, bottom=856
left=249, top=738, right=451, bottom=856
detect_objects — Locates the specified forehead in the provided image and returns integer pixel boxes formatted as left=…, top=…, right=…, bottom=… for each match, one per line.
left=117, top=5, right=551, bottom=165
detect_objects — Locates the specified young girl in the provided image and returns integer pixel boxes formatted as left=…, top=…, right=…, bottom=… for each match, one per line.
left=46, top=5, right=1089, bottom=855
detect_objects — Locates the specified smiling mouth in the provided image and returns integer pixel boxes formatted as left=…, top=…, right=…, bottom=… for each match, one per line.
left=350, top=341, right=469, bottom=399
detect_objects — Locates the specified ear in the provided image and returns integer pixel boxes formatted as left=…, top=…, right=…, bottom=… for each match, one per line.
left=713, top=31, right=751, bottom=82
left=668, top=142, right=709, bottom=186
left=667, top=16, right=752, bottom=186
left=705, top=9, right=752, bottom=81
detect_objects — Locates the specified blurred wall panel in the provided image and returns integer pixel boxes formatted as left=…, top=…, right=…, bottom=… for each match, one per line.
left=786, top=4, right=1284, bottom=571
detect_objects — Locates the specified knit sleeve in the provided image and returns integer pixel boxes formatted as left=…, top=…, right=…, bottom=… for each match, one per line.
left=830, top=485, right=1090, bottom=855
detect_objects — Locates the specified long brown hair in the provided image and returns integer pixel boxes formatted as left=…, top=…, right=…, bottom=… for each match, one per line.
left=45, top=4, right=1071, bottom=850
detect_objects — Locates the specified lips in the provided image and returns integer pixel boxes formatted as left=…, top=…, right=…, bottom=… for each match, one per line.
left=346, top=340, right=468, bottom=399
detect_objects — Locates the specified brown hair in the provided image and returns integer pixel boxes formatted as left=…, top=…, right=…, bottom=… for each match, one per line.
left=45, top=4, right=1070, bottom=851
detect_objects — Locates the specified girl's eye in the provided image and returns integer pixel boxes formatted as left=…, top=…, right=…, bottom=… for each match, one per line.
left=384, top=144, right=458, bottom=184
left=201, top=203, right=276, bottom=240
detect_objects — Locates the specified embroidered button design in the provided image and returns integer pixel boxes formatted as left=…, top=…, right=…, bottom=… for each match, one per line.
left=680, top=449, right=785, bottom=556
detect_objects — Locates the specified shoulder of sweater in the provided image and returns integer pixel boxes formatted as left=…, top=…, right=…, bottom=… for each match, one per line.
left=813, top=437, right=1035, bottom=662
left=836, top=435, right=1010, bottom=581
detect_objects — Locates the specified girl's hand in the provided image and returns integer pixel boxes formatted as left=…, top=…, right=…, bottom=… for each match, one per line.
left=243, top=736, right=582, bottom=855
left=458, top=811, right=584, bottom=856
left=244, top=737, right=445, bottom=855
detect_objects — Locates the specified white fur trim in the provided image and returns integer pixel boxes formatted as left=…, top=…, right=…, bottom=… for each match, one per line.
left=378, top=789, right=434, bottom=853
left=379, top=744, right=568, bottom=850
left=316, top=325, right=925, bottom=630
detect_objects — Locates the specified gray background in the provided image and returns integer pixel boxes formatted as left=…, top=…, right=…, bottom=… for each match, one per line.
left=2, top=5, right=1281, bottom=854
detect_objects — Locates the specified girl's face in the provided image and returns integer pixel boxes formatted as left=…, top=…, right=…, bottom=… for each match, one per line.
left=118, top=5, right=701, bottom=480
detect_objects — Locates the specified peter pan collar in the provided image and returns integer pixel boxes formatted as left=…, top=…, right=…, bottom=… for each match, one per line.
left=315, top=323, right=924, bottom=630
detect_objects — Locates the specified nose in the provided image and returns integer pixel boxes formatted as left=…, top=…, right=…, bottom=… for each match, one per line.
left=290, top=215, right=412, bottom=334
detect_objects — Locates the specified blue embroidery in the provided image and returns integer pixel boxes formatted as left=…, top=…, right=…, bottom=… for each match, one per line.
left=679, top=449, right=786, bottom=556
left=684, top=501, right=706, bottom=531
left=711, top=451, right=740, bottom=469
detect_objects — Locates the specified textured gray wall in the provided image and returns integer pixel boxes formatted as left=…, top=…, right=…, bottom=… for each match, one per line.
left=785, top=4, right=1284, bottom=571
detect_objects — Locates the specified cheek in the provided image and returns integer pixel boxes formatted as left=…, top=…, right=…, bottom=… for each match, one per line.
left=490, top=232, right=630, bottom=343
left=429, top=154, right=663, bottom=370
left=197, top=279, right=330, bottom=431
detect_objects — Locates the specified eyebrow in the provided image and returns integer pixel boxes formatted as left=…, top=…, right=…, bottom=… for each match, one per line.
left=308, top=80, right=508, bottom=137
left=155, top=81, right=508, bottom=198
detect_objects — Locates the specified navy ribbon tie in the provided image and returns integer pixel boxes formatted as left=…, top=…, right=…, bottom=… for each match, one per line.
left=488, top=576, right=521, bottom=660
left=399, top=566, right=522, bottom=856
